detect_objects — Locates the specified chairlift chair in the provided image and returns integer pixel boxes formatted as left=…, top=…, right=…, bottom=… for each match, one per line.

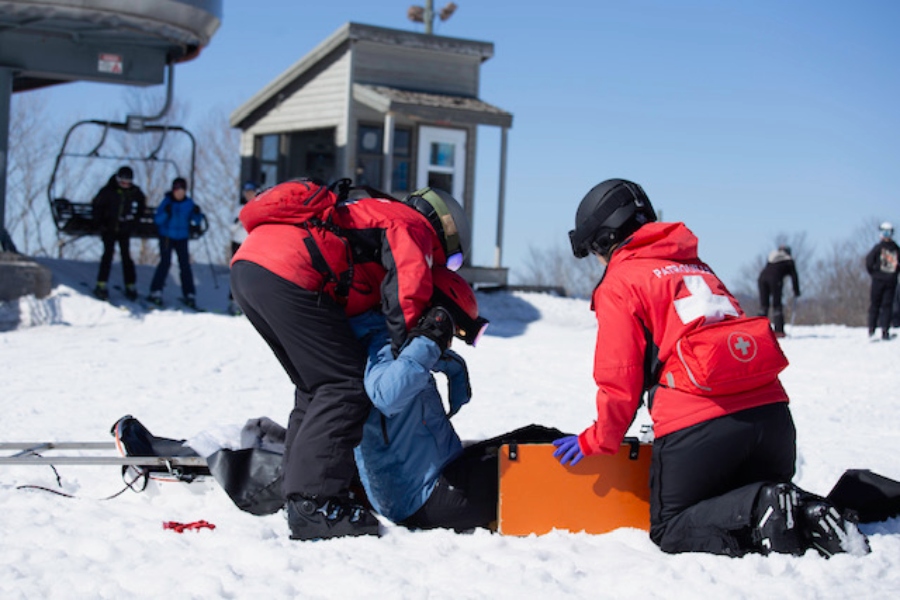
left=47, top=119, right=208, bottom=245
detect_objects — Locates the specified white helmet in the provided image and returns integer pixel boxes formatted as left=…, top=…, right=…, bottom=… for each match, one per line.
left=879, top=222, right=894, bottom=239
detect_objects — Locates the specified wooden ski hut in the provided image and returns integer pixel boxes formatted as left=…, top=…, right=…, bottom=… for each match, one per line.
left=229, top=22, right=513, bottom=285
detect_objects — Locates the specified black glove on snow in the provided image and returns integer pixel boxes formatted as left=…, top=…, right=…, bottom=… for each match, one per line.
left=410, top=306, right=455, bottom=352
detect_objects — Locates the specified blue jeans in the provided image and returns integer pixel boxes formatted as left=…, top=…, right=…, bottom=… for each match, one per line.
left=150, top=237, right=195, bottom=296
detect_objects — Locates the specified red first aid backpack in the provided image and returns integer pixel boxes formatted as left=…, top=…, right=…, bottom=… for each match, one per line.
left=661, top=316, right=789, bottom=396
left=239, top=179, right=354, bottom=301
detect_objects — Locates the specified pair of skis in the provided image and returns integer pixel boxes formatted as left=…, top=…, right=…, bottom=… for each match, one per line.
left=114, top=286, right=206, bottom=312
left=0, top=441, right=207, bottom=469
left=82, top=283, right=206, bottom=313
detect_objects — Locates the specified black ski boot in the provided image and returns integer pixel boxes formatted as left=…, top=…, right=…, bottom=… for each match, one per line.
left=124, top=284, right=138, bottom=301
left=147, top=291, right=163, bottom=307
left=93, top=282, right=109, bottom=301
left=799, top=498, right=871, bottom=558
left=752, top=483, right=804, bottom=556
left=287, top=495, right=380, bottom=541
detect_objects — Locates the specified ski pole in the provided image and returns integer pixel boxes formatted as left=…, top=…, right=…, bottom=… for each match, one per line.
left=200, top=232, right=220, bottom=289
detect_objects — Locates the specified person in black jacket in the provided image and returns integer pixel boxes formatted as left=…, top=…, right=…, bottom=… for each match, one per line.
left=91, top=166, right=147, bottom=301
left=757, top=245, right=801, bottom=337
left=865, top=222, right=900, bottom=340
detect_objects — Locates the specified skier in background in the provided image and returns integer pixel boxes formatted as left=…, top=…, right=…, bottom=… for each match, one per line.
left=865, top=221, right=900, bottom=340
left=757, top=245, right=800, bottom=338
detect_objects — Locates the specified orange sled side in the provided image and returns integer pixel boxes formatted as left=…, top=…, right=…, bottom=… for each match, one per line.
left=497, top=441, right=652, bottom=536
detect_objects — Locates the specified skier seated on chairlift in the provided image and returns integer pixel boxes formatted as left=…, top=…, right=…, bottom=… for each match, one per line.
left=92, top=165, right=147, bottom=301
left=147, top=177, right=204, bottom=309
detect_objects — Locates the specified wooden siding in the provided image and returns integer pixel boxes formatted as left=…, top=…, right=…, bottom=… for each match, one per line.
left=242, top=51, right=350, bottom=143
left=352, top=41, right=480, bottom=97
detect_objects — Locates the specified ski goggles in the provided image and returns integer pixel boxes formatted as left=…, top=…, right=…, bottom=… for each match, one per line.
left=446, top=251, right=464, bottom=272
left=456, top=314, right=490, bottom=346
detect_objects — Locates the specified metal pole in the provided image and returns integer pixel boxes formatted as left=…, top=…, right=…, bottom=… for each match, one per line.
left=200, top=229, right=220, bottom=289
left=125, top=62, right=175, bottom=131
left=382, top=112, right=395, bottom=195
left=424, top=0, right=435, bottom=34
left=494, top=127, right=508, bottom=268
left=0, top=66, right=18, bottom=252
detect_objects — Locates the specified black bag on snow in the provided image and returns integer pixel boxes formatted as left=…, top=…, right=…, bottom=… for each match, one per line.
left=206, top=447, right=285, bottom=516
left=826, top=469, right=900, bottom=524
left=204, top=416, right=288, bottom=516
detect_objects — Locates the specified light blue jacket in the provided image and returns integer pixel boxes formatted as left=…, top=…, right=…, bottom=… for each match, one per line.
left=154, top=193, right=203, bottom=240
left=350, top=311, right=471, bottom=523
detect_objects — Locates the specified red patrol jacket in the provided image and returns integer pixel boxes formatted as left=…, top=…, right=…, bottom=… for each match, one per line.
left=233, top=193, right=445, bottom=351
left=332, top=198, right=447, bottom=351
left=578, top=222, right=788, bottom=457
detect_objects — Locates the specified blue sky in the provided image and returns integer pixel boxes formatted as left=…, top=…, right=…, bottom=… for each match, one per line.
left=32, top=0, right=900, bottom=287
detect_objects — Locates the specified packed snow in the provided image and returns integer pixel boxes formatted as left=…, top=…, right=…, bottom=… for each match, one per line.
left=1, top=258, right=898, bottom=599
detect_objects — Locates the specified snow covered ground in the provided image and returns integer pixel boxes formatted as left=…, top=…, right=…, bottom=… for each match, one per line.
left=1, top=258, right=898, bottom=599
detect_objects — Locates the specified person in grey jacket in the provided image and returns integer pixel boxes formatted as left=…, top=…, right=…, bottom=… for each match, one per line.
left=757, top=245, right=800, bottom=337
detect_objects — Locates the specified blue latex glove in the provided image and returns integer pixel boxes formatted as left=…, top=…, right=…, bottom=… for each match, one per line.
left=552, top=436, right=585, bottom=466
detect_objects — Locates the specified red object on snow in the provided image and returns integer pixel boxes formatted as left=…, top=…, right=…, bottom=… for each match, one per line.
left=163, top=520, right=216, bottom=533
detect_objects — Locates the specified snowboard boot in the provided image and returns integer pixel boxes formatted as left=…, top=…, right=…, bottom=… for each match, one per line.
left=752, top=483, right=804, bottom=556
left=799, top=498, right=871, bottom=558
left=124, top=284, right=138, bottom=301
left=772, top=310, right=786, bottom=338
left=287, top=495, right=380, bottom=541
left=147, top=291, right=163, bottom=307
left=93, top=282, right=109, bottom=301
left=183, top=294, right=197, bottom=309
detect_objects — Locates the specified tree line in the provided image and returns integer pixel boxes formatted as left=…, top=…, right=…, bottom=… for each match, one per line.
left=515, top=225, right=887, bottom=327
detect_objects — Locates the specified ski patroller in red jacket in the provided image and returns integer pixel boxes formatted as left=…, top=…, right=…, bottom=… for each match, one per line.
left=233, top=193, right=446, bottom=351
left=578, top=221, right=789, bottom=457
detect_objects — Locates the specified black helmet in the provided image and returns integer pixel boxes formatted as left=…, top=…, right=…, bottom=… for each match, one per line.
left=569, top=178, right=657, bottom=259
left=403, top=187, right=470, bottom=271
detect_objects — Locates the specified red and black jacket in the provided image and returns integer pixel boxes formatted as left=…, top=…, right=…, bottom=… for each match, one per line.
left=233, top=193, right=446, bottom=353
left=579, top=222, right=788, bottom=456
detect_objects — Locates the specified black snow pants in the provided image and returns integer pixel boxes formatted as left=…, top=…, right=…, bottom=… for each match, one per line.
left=649, top=402, right=796, bottom=556
left=758, top=277, right=786, bottom=333
left=868, top=275, right=898, bottom=334
left=400, top=424, right=566, bottom=532
left=96, top=230, right=136, bottom=286
left=230, top=260, right=371, bottom=500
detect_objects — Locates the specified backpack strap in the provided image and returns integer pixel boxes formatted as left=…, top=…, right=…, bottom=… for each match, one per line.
left=301, top=218, right=354, bottom=303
